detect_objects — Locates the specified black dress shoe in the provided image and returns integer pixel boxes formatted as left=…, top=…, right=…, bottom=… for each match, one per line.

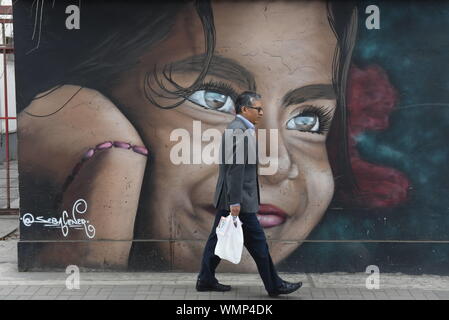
left=196, top=279, right=232, bottom=292
left=268, top=280, right=302, bottom=297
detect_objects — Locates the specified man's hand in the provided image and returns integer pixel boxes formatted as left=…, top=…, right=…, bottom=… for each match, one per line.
left=230, top=204, right=241, bottom=216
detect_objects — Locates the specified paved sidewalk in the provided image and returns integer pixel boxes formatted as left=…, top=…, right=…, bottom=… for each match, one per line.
left=1, top=269, right=449, bottom=300
left=0, top=216, right=17, bottom=239
left=1, top=229, right=449, bottom=300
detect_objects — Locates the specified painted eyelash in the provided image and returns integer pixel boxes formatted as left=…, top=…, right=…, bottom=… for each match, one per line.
left=182, top=80, right=237, bottom=114
left=292, top=105, right=333, bottom=134
left=196, top=80, right=239, bottom=101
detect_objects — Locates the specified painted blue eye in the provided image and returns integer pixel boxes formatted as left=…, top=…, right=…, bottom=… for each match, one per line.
left=188, top=90, right=235, bottom=114
left=205, top=91, right=227, bottom=109
left=286, top=115, right=320, bottom=132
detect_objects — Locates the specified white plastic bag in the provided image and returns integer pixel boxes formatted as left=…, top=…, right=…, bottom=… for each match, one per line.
left=214, top=214, right=244, bottom=264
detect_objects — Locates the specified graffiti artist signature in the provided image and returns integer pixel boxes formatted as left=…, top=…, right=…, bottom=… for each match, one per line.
left=20, top=199, right=96, bottom=239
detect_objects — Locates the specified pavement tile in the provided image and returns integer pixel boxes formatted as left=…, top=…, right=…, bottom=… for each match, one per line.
left=334, top=288, right=349, bottom=295
left=373, top=292, right=391, bottom=300
left=299, top=296, right=315, bottom=300
left=384, top=289, right=398, bottom=296
left=0, top=287, right=15, bottom=295
left=26, top=286, right=45, bottom=294
left=161, top=286, right=175, bottom=292
left=235, top=296, right=252, bottom=300
left=11, top=287, right=39, bottom=295
left=173, top=285, right=190, bottom=289
left=30, top=295, right=57, bottom=300
left=422, top=291, right=440, bottom=300
left=137, top=285, right=152, bottom=290
left=237, top=286, right=251, bottom=292
left=249, top=286, right=263, bottom=292
left=311, top=289, right=326, bottom=298
left=112, top=286, right=137, bottom=292
left=395, top=289, right=413, bottom=297
left=224, top=291, right=238, bottom=299
left=82, top=296, right=110, bottom=300
left=34, top=288, right=51, bottom=296
left=114, top=285, right=138, bottom=290
left=409, top=294, right=427, bottom=300
left=174, top=288, right=187, bottom=294
left=347, top=288, right=362, bottom=295
left=186, top=288, right=199, bottom=294
left=59, top=289, right=85, bottom=295
left=361, top=292, right=376, bottom=300
left=4, top=285, right=24, bottom=292
left=336, top=294, right=365, bottom=300
left=99, top=288, right=114, bottom=295
left=159, top=296, right=178, bottom=300
left=323, top=288, right=338, bottom=298
left=433, top=291, right=449, bottom=300
left=150, top=285, right=164, bottom=291
left=136, top=289, right=151, bottom=294
left=212, top=296, right=233, bottom=300
left=95, top=286, right=113, bottom=291
left=112, top=285, right=137, bottom=290
left=76, top=286, right=91, bottom=290
left=110, top=292, right=138, bottom=298
left=297, top=287, right=312, bottom=293
left=85, top=288, right=102, bottom=296
left=108, top=296, right=134, bottom=300
left=48, top=287, right=64, bottom=295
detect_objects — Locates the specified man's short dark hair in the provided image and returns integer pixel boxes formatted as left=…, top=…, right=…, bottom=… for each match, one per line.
left=235, top=91, right=262, bottom=114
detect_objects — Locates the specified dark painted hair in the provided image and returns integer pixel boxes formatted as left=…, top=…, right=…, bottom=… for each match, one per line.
left=235, top=91, right=262, bottom=114
left=13, top=0, right=359, bottom=197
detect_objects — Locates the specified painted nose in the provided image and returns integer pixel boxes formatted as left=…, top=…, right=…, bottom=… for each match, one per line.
left=259, top=137, right=298, bottom=184
left=256, top=123, right=299, bottom=184
left=255, top=96, right=298, bottom=184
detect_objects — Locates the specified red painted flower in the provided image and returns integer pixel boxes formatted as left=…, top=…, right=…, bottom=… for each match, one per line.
left=341, top=64, right=410, bottom=208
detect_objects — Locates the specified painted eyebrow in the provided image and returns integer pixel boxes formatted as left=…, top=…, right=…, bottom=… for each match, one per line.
left=169, top=54, right=257, bottom=91
left=282, top=84, right=336, bottom=107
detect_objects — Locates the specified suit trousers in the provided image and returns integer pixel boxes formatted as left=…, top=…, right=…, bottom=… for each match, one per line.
left=198, top=209, right=283, bottom=294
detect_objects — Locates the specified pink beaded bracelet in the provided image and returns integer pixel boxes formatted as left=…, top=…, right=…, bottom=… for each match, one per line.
left=54, top=141, right=148, bottom=208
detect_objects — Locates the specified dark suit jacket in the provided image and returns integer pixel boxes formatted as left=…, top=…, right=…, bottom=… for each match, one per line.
left=213, top=116, right=260, bottom=213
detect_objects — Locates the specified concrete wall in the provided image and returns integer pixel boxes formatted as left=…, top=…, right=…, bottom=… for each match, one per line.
left=13, top=0, right=449, bottom=274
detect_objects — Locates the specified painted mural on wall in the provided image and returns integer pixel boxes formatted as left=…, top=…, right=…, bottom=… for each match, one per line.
left=13, top=0, right=449, bottom=274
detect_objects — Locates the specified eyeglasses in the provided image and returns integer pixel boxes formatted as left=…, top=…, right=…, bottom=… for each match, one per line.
left=245, top=106, right=264, bottom=113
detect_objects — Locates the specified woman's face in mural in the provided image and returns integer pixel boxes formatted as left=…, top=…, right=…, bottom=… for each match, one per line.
left=113, top=1, right=337, bottom=271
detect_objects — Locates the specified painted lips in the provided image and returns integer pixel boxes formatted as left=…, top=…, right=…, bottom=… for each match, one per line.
left=256, top=203, right=288, bottom=228
left=204, top=203, right=288, bottom=228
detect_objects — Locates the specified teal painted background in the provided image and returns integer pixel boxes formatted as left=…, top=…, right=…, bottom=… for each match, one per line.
left=283, top=0, right=449, bottom=274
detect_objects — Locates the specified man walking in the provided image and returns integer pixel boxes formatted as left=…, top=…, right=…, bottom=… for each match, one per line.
left=196, top=91, right=302, bottom=297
